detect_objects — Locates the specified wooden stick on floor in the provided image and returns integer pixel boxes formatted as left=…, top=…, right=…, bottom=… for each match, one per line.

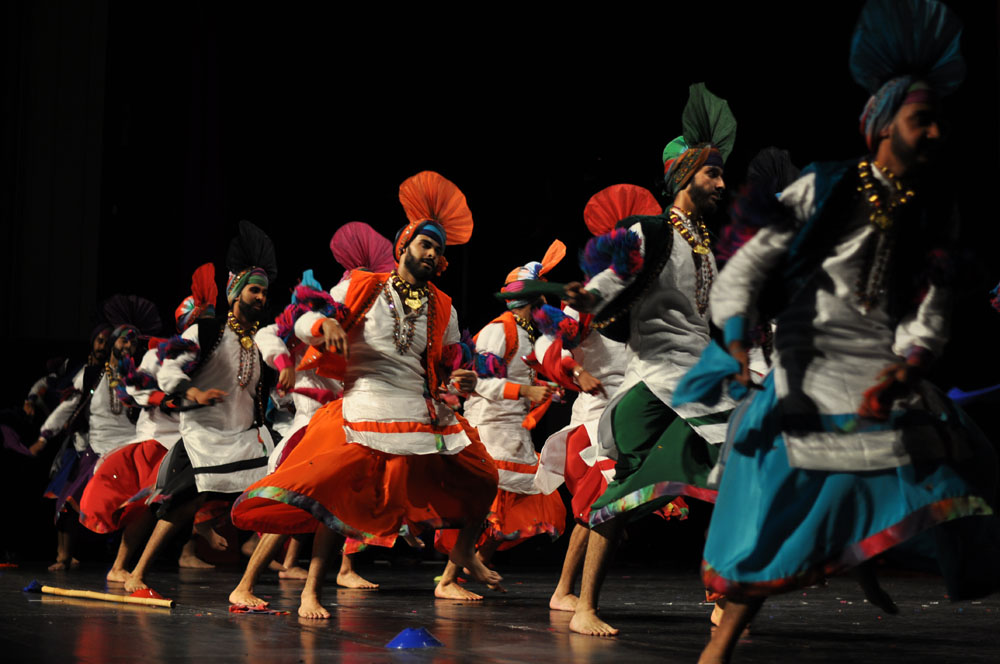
left=39, top=585, right=174, bottom=608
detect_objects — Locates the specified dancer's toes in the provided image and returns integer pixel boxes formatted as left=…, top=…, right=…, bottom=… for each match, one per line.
left=229, top=588, right=268, bottom=607
left=435, top=580, right=483, bottom=601
left=569, top=610, right=619, bottom=636
left=336, top=570, right=378, bottom=589
left=298, top=595, right=331, bottom=619
left=48, top=560, right=70, bottom=572
left=124, top=575, right=149, bottom=593
left=549, top=592, right=579, bottom=612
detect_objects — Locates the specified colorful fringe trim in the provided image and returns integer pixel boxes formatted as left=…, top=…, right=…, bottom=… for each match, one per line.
left=702, top=495, right=993, bottom=598
left=581, top=228, right=643, bottom=281
left=531, top=304, right=585, bottom=350
left=589, top=480, right=718, bottom=527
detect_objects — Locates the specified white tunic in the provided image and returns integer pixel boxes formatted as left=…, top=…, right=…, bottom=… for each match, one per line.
left=534, top=306, right=628, bottom=494
left=127, top=349, right=181, bottom=450
left=710, top=169, right=955, bottom=472
left=256, top=323, right=342, bottom=472
left=40, top=363, right=137, bottom=457
left=464, top=318, right=539, bottom=493
left=585, top=212, right=737, bottom=450
left=296, top=276, right=471, bottom=456
left=158, top=323, right=273, bottom=493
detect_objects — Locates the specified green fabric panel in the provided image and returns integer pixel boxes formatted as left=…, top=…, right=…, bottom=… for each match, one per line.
left=591, top=382, right=719, bottom=519
left=681, top=82, right=736, bottom=163
left=684, top=410, right=734, bottom=428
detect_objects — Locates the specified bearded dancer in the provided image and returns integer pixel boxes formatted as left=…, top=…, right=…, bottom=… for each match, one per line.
left=232, top=172, right=503, bottom=618
left=79, top=265, right=220, bottom=582
left=565, top=83, right=738, bottom=636
left=32, top=296, right=161, bottom=571
left=230, top=223, right=397, bottom=606
left=434, top=241, right=572, bottom=576
left=533, top=185, right=659, bottom=611
left=694, top=3, right=997, bottom=660
left=124, top=222, right=277, bottom=593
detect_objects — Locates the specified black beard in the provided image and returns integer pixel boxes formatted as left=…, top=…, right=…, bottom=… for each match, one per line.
left=689, top=183, right=718, bottom=215
left=403, top=250, right=433, bottom=282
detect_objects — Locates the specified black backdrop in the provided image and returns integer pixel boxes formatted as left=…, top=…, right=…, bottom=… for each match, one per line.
left=2, top=1, right=998, bottom=562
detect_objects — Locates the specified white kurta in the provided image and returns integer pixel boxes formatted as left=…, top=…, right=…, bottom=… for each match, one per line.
left=534, top=306, right=629, bottom=494
left=256, top=323, right=342, bottom=472
left=585, top=211, right=736, bottom=451
left=464, top=318, right=539, bottom=493
left=127, top=348, right=181, bottom=450
left=40, top=367, right=90, bottom=453
left=710, top=168, right=955, bottom=472
left=296, top=276, right=471, bottom=456
left=158, top=323, right=273, bottom=493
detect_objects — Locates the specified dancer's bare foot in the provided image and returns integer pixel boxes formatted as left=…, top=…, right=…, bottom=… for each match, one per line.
left=124, top=574, right=149, bottom=593
left=449, top=550, right=502, bottom=587
left=106, top=567, right=130, bottom=584
left=298, top=592, right=331, bottom=619
left=279, top=566, right=309, bottom=580
left=435, top=579, right=483, bottom=601
left=200, top=528, right=229, bottom=551
left=229, top=587, right=268, bottom=607
left=549, top=592, right=579, bottom=612
left=569, top=609, right=619, bottom=636
left=241, top=534, right=259, bottom=558
left=178, top=551, right=215, bottom=569
left=48, top=559, right=71, bottom=572
left=336, top=570, right=378, bottom=589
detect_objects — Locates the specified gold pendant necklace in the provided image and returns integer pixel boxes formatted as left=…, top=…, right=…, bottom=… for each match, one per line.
left=669, top=207, right=711, bottom=254
left=391, top=271, right=429, bottom=310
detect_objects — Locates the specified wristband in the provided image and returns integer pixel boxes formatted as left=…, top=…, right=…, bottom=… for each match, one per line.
left=503, top=382, right=521, bottom=400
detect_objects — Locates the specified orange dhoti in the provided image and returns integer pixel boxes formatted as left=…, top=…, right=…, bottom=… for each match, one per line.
left=79, top=439, right=167, bottom=534
left=231, top=400, right=499, bottom=547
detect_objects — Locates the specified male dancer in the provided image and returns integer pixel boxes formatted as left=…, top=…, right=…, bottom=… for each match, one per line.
left=230, top=223, right=397, bottom=607
left=80, top=265, right=220, bottom=581
left=124, top=222, right=277, bottom=592
left=564, top=84, right=738, bottom=635
left=699, top=2, right=997, bottom=661
left=440, top=241, right=571, bottom=569
left=534, top=185, right=657, bottom=611
left=32, top=297, right=161, bottom=570
left=232, top=172, right=503, bottom=617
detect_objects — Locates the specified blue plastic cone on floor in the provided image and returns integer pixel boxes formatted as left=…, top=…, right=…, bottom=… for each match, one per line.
left=22, top=580, right=42, bottom=593
left=385, top=627, right=444, bottom=649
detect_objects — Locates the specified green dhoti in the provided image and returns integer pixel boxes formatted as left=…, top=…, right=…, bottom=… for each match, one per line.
left=589, top=381, right=723, bottom=526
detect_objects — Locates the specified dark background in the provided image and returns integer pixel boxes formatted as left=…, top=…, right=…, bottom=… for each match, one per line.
left=2, top=1, right=998, bottom=565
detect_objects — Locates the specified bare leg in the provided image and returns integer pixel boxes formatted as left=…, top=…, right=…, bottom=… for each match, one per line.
left=49, top=529, right=74, bottom=571
left=229, top=533, right=287, bottom=606
left=550, top=523, right=588, bottom=611
left=448, top=520, right=502, bottom=587
left=299, top=526, right=335, bottom=618
left=107, top=512, right=154, bottom=583
left=569, top=520, right=623, bottom=636
left=278, top=536, right=308, bottom=579
left=192, top=520, right=230, bottom=551
left=699, top=597, right=763, bottom=664
left=336, top=552, right=378, bottom=589
left=474, top=538, right=505, bottom=592
left=178, top=537, right=216, bottom=569
left=125, top=497, right=203, bottom=592
left=435, top=560, right=484, bottom=600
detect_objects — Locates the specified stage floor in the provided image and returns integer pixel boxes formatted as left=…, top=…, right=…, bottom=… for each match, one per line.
left=1, top=563, right=997, bottom=663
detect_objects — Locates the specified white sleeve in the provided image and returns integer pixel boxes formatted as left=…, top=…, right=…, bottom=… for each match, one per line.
left=158, top=325, right=200, bottom=395
left=39, top=368, right=85, bottom=436
left=295, top=278, right=351, bottom=346
left=255, top=324, right=292, bottom=369
left=124, top=349, right=162, bottom=406
left=893, top=285, right=951, bottom=359
left=444, top=305, right=460, bottom=345
left=472, top=322, right=514, bottom=401
left=584, top=221, right=645, bottom=315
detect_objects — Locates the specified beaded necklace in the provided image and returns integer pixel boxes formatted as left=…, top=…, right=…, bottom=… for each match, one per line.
left=104, top=361, right=122, bottom=415
left=383, top=281, right=426, bottom=355
left=669, top=206, right=714, bottom=316
left=512, top=313, right=538, bottom=344
left=227, top=311, right=260, bottom=389
left=853, top=160, right=912, bottom=312
left=390, top=271, right=429, bottom=311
